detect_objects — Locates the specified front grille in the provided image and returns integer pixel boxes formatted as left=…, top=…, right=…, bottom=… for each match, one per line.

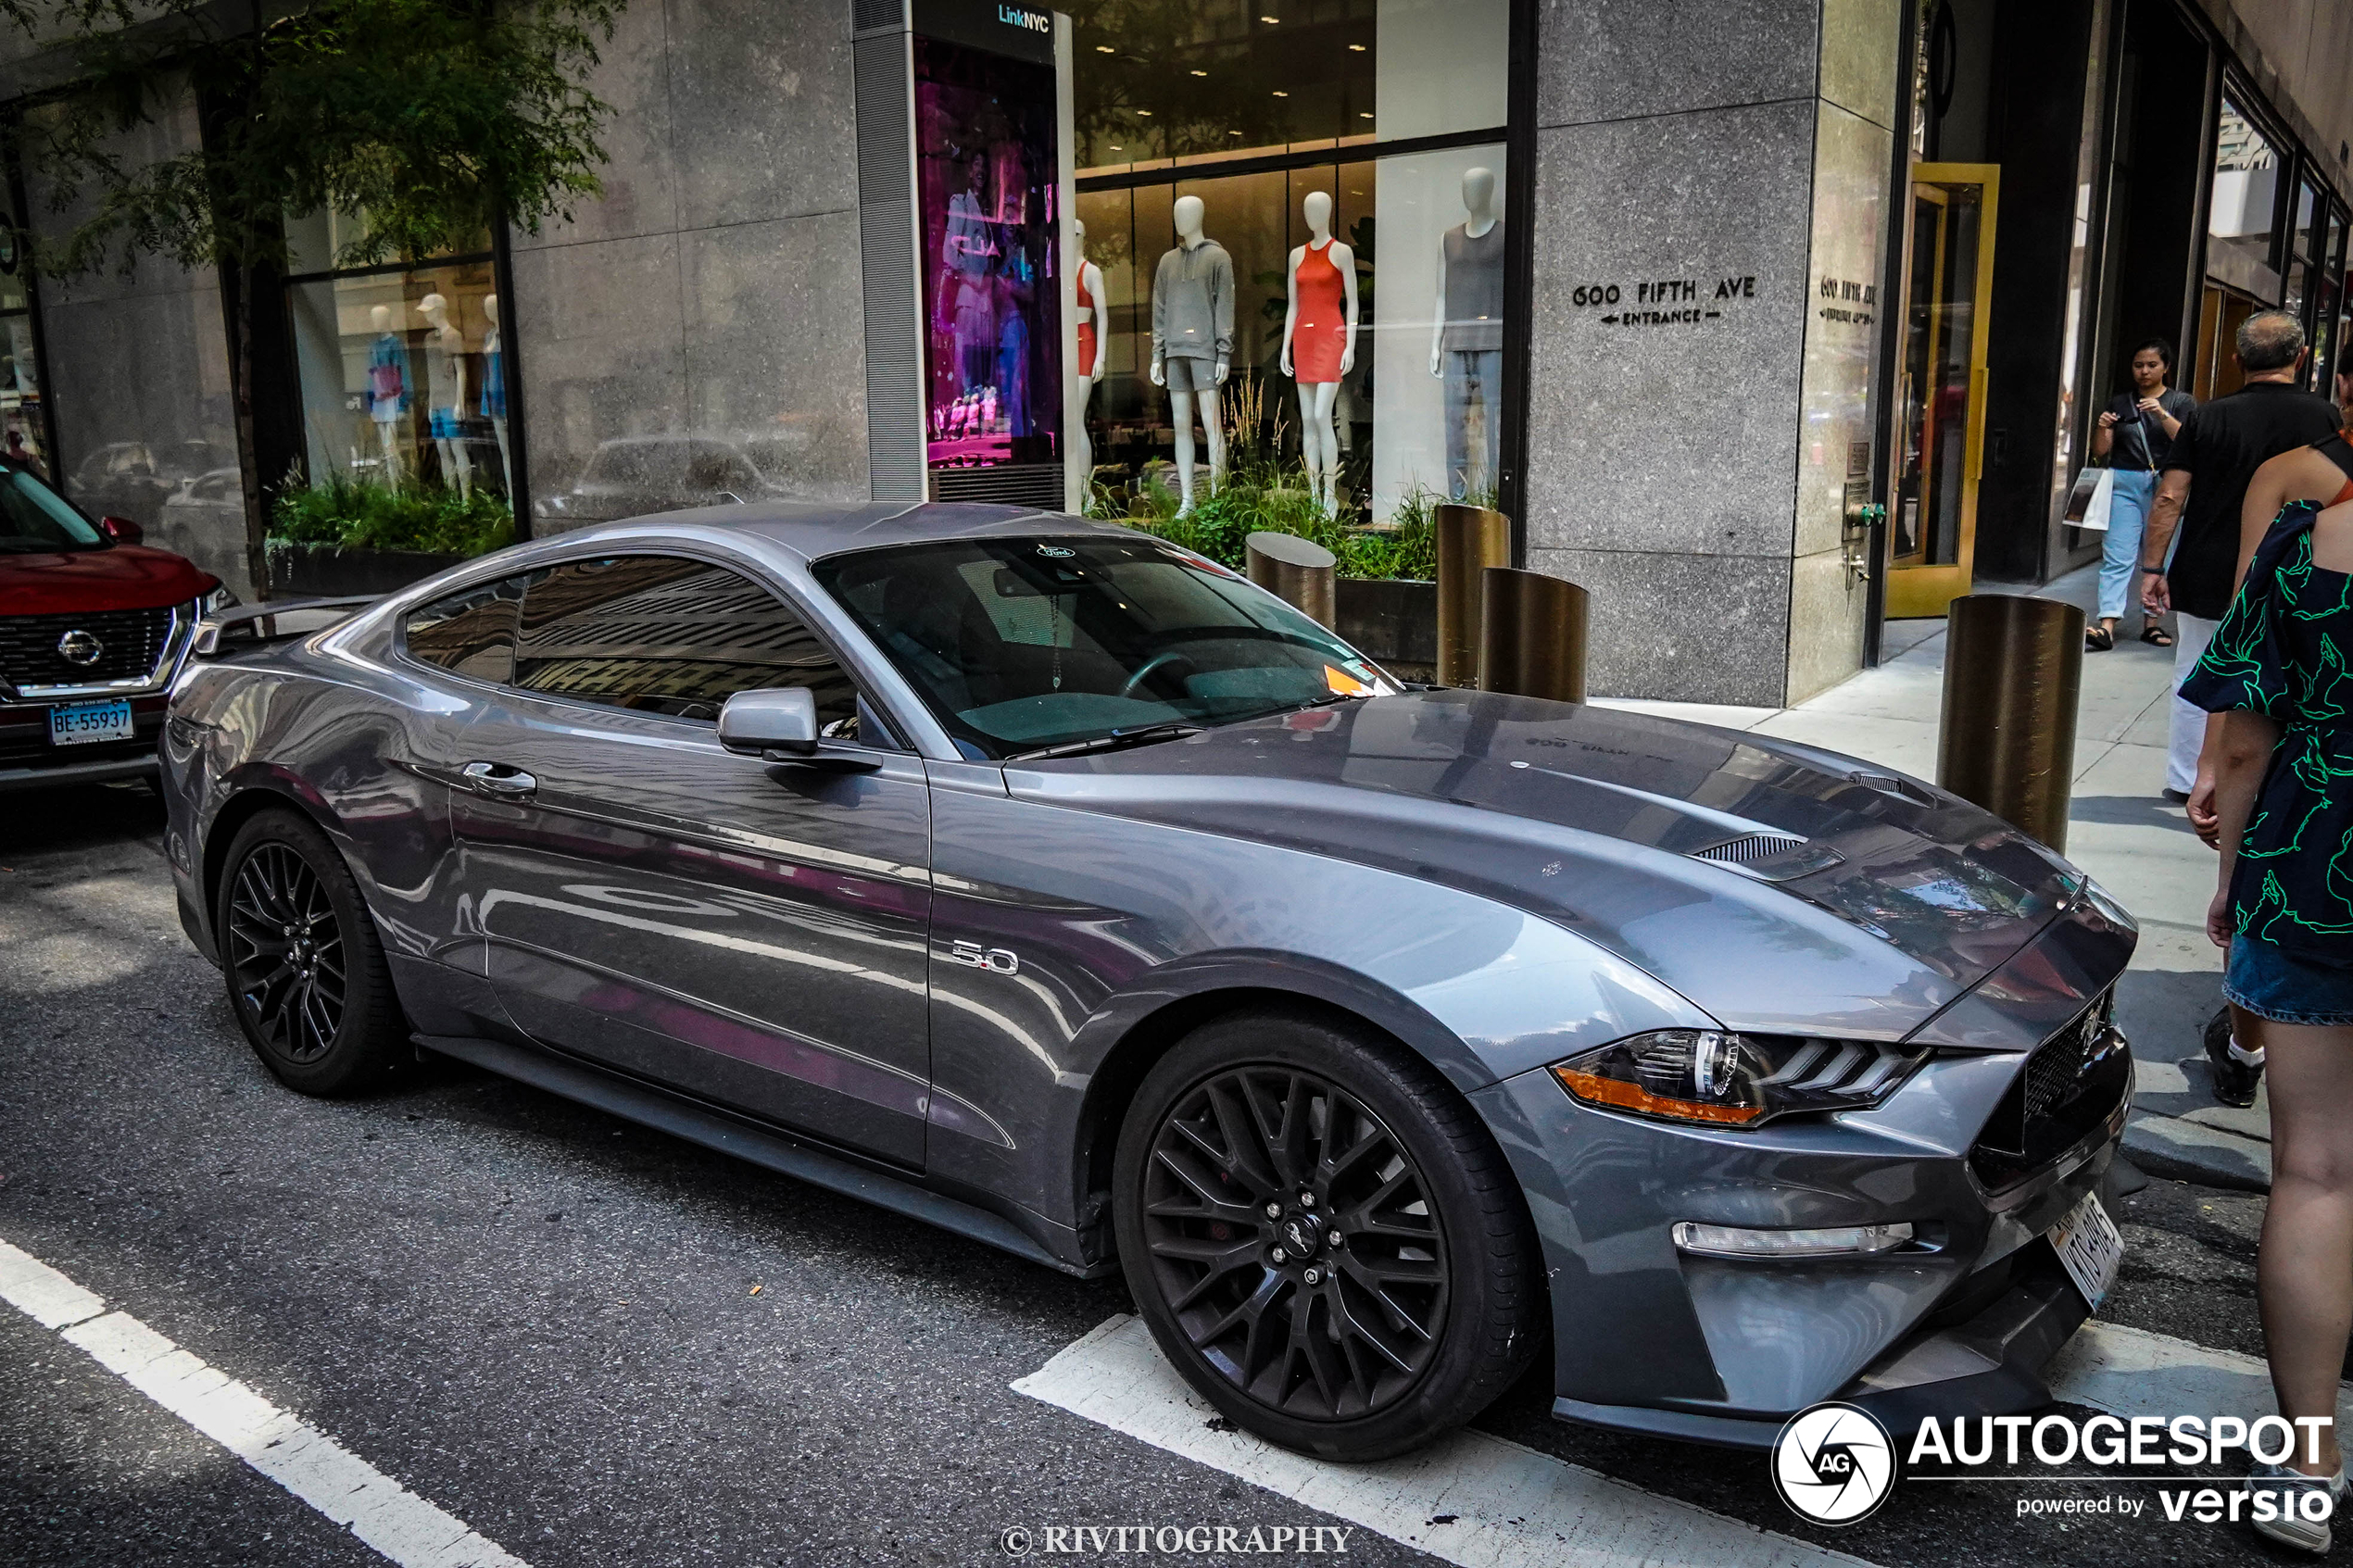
left=1969, top=991, right=2130, bottom=1191
left=0, top=606, right=176, bottom=688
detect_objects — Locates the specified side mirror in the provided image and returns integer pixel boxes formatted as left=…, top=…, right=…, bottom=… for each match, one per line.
left=719, top=686, right=819, bottom=757
left=98, top=514, right=143, bottom=544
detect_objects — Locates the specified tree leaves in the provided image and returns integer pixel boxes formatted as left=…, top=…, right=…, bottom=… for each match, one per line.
left=13, top=0, right=623, bottom=278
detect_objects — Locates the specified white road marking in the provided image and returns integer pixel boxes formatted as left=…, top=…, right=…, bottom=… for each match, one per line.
left=1013, top=1315, right=1877, bottom=1568
left=2049, top=1320, right=2353, bottom=1431
left=0, top=1237, right=530, bottom=1568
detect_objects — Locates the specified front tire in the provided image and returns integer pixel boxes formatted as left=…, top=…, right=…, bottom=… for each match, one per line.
left=215, top=807, right=408, bottom=1096
left=1113, top=1009, right=1541, bottom=1461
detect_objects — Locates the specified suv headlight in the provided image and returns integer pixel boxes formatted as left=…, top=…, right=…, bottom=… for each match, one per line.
left=1550, top=1030, right=1928, bottom=1128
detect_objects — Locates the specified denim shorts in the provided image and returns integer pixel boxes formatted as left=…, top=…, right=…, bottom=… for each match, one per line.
left=2225, top=935, right=2353, bottom=1026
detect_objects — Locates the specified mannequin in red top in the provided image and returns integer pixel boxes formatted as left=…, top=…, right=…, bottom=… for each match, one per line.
left=1070, top=219, right=1108, bottom=502
left=1279, top=192, right=1359, bottom=515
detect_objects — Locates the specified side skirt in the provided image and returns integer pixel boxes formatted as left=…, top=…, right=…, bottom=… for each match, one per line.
left=414, top=1033, right=1113, bottom=1280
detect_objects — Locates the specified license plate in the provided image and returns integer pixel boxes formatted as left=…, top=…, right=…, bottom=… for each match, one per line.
left=48, top=699, right=134, bottom=746
left=2048, top=1189, right=2124, bottom=1311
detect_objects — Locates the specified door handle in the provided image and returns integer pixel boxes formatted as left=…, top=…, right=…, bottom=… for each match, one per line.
left=460, top=761, right=537, bottom=797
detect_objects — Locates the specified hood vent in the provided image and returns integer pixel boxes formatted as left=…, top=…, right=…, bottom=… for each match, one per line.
left=1690, top=833, right=1845, bottom=883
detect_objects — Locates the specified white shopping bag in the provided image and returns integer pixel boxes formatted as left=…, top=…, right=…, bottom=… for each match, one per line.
left=2078, top=467, right=2117, bottom=532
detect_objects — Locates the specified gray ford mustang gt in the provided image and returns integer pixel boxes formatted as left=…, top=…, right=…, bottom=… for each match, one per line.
left=160, top=502, right=2134, bottom=1460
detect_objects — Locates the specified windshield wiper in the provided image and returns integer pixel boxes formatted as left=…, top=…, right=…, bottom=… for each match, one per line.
left=1011, top=722, right=1204, bottom=761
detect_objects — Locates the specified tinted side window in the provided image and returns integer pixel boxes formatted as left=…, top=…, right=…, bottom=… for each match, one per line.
left=405, top=573, right=530, bottom=682
left=512, top=555, right=855, bottom=725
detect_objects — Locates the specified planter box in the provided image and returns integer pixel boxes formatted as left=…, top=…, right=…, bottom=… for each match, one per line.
left=1336, top=576, right=1437, bottom=680
left=266, top=543, right=469, bottom=598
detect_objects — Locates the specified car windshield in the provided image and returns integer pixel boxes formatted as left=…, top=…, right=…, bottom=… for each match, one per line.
left=814, top=535, right=1394, bottom=760
left=0, top=464, right=104, bottom=553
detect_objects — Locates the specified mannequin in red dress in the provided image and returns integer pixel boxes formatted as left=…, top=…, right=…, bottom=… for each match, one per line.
left=1070, top=218, right=1108, bottom=503
left=1279, top=192, right=1359, bottom=515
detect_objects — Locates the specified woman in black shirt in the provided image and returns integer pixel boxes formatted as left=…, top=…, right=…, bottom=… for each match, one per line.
left=2089, top=338, right=2196, bottom=649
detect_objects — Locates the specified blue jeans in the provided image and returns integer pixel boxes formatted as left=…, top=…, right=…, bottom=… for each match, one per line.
left=2226, top=934, right=2353, bottom=1026
left=2096, top=469, right=2157, bottom=621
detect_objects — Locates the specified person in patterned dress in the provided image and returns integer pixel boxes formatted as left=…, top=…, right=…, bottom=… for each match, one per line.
left=2183, top=494, right=2353, bottom=1550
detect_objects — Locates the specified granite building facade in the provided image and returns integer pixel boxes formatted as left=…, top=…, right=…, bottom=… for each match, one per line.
left=1, top=0, right=2347, bottom=707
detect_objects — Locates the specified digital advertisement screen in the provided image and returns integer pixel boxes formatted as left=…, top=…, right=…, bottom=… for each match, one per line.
left=913, top=33, right=1063, bottom=474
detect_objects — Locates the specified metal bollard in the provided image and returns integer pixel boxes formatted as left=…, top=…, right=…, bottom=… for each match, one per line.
left=1434, top=503, right=1510, bottom=686
left=1478, top=567, right=1589, bottom=703
left=1246, top=531, right=1337, bottom=629
left=1936, top=594, right=2083, bottom=853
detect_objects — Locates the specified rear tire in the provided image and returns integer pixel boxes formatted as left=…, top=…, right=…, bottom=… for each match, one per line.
left=1113, top=1008, right=1541, bottom=1461
left=214, top=807, right=408, bottom=1097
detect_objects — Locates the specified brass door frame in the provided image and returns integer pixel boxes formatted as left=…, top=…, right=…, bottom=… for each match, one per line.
left=1887, top=162, right=2001, bottom=620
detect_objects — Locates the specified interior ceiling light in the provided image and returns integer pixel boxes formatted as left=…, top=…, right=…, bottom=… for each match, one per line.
left=1260, top=14, right=1279, bottom=21
left=1190, top=69, right=1208, bottom=76
left=1349, top=43, right=1366, bottom=51
left=1359, top=112, right=1374, bottom=119
left=1096, top=44, right=1114, bottom=53
left=1272, top=90, right=1289, bottom=97
left=1136, top=108, right=1152, bottom=115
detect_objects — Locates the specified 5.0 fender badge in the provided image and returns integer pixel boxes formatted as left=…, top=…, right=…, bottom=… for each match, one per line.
left=947, top=939, right=1019, bottom=975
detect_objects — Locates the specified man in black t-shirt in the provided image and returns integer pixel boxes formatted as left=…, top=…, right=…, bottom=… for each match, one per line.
left=2139, top=311, right=2341, bottom=794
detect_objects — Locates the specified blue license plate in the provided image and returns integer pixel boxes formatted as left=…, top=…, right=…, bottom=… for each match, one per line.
left=48, top=699, right=134, bottom=746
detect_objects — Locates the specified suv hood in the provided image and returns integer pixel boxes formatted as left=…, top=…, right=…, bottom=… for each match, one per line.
left=0, top=543, right=213, bottom=613
left=1005, top=690, right=2104, bottom=1042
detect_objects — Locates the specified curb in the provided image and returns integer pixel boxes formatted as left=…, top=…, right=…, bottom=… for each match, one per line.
left=2122, top=1108, right=2271, bottom=1193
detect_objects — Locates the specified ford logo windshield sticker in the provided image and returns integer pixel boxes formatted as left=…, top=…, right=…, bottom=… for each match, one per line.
left=1036, top=545, right=1076, bottom=558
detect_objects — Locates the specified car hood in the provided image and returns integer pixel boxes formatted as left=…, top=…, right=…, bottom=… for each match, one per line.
left=0, top=543, right=213, bottom=613
left=1004, top=690, right=2109, bottom=1042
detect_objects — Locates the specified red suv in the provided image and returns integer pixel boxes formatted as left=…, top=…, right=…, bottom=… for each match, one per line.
left=0, top=462, right=234, bottom=790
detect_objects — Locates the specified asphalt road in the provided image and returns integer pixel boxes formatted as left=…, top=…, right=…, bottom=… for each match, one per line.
left=0, top=783, right=2310, bottom=1567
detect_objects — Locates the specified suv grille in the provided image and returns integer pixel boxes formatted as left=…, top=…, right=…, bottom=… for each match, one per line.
left=0, top=606, right=176, bottom=689
left=1969, top=990, right=2130, bottom=1191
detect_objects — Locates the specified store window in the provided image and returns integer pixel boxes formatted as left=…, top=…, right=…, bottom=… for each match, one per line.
left=2206, top=97, right=2284, bottom=301
left=2320, top=202, right=2349, bottom=390
left=0, top=224, right=47, bottom=479
left=282, top=211, right=516, bottom=510
left=1067, top=0, right=1513, bottom=527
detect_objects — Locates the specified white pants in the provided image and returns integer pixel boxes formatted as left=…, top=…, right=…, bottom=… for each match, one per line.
left=2168, top=612, right=2220, bottom=794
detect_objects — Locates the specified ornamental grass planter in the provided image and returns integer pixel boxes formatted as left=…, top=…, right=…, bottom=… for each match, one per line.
left=266, top=542, right=469, bottom=598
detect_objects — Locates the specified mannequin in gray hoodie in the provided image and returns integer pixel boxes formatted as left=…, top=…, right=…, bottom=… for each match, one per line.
left=1151, top=195, right=1233, bottom=513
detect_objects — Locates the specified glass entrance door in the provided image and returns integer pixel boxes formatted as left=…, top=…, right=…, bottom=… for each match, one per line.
left=1887, top=164, right=1999, bottom=619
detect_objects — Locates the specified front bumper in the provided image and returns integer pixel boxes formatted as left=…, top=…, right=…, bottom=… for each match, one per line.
left=1478, top=893, right=2135, bottom=1449
left=0, top=696, right=166, bottom=791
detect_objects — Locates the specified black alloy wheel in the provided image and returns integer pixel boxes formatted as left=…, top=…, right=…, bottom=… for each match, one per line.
left=1141, top=1066, right=1449, bottom=1421
left=215, top=808, right=408, bottom=1096
left=1114, top=1010, right=1541, bottom=1462
left=226, top=842, right=346, bottom=1063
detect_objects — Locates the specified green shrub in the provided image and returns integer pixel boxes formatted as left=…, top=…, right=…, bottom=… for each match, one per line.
left=1094, top=455, right=1448, bottom=582
left=269, top=474, right=515, bottom=558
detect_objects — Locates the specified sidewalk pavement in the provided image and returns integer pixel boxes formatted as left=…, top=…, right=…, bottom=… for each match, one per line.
left=1598, top=562, right=2269, bottom=1191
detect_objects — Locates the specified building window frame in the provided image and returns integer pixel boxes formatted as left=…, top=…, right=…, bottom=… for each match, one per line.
left=267, top=220, right=531, bottom=533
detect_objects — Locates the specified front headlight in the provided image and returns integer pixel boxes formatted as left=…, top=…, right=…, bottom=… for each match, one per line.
left=1549, top=1030, right=1928, bottom=1128
left=200, top=584, right=240, bottom=615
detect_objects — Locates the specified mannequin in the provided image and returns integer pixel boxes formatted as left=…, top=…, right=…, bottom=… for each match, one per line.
left=416, top=293, right=471, bottom=499
left=480, top=293, right=511, bottom=500
left=1428, top=167, right=1505, bottom=500
left=366, top=304, right=406, bottom=484
left=1279, top=192, right=1359, bottom=514
left=1150, top=194, right=1233, bottom=513
left=1070, top=219, right=1109, bottom=488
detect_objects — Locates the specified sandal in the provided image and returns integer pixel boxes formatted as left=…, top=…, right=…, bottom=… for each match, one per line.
left=2139, top=623, right=2173, bottom=647
left=2085, top=625, right=2114, bottom=651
